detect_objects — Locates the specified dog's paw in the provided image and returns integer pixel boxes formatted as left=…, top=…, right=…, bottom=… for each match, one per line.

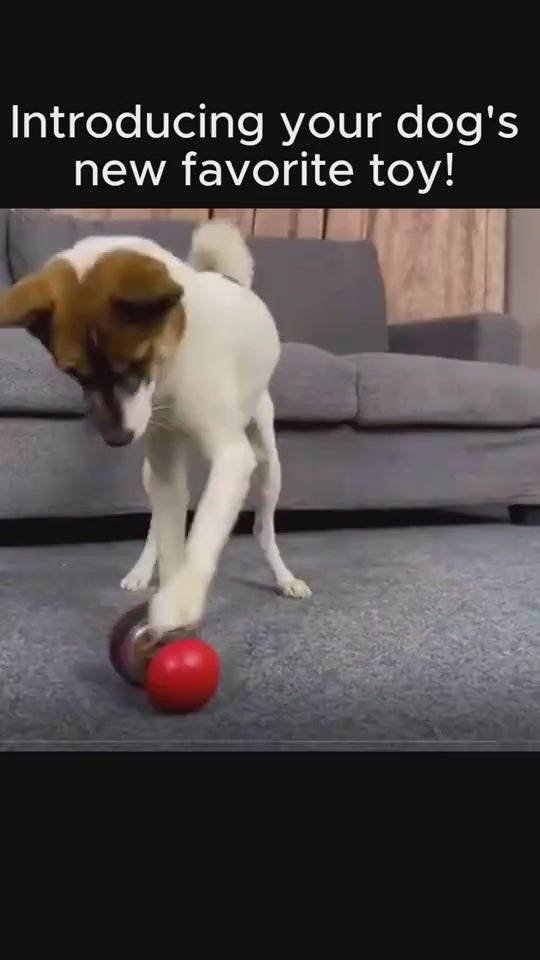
left=148, top=566, right=207, bottom=636
left=280, top=577, right=312, bottom=600
left=121, top=560, right=154, bottom=592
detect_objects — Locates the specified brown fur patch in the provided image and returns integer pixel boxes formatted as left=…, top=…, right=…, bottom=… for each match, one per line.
left=0, top=249, right=185, bottom=379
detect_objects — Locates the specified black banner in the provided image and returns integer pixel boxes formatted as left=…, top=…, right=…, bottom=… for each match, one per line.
left=0, top=96, right=533, bottom=207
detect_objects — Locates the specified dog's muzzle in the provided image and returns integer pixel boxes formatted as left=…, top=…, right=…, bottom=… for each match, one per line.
left=101, top=426, right=135, bottom=447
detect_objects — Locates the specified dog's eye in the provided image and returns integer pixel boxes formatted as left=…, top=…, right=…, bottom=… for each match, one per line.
left=122, top=373, right=141, bottom=394
left=63, top=366, right=93, bottom=389
left=112, top=294, right=180, bottom=324
left=130, top=360, right=148, bottom=378
left=125, top=359, right=151, bottom=384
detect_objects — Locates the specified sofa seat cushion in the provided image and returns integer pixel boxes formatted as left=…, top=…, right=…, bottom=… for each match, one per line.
left=0, top=329, right=86, bottom=415
left=0, top=334, right=357, bottom=423
left=351, top=352, right=540, bottom=427
left=271, top=343, right=358, bottom=423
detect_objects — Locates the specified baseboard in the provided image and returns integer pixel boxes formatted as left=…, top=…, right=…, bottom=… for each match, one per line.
left=0, top=506, right=509, bottom=547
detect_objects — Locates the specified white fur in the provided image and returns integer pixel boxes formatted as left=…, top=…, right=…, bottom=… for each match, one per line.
left=188, top=219, right=254, bottom=288
left=60, top=220, right=311, bottom=634
left=58, top=234, right=176, bottom=280
left=120, top=381, right=156, bottom=440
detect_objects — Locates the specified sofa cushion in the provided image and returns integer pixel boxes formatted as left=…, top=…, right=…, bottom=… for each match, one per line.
left=0, top=332, right=356, bottom=423
left=0, top=329, right=86, bottom=415
left=7, top=210, right=388, bottom=354
left=270, top=343, right=358, bottom=423
left=351, top=352, right=540, bottom=427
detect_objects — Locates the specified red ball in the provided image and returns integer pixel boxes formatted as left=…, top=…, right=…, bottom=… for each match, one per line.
left=144, top=638, right=220, bottom=713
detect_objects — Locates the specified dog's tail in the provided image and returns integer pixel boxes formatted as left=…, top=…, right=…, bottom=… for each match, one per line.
left=188, top=219, right=254, bottom=288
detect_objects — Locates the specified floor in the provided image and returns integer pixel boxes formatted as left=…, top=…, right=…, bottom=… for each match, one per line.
left=2, top=520, right=540, bottom=751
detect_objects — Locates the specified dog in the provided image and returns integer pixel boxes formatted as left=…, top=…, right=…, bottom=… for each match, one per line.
left=0, top=219, right=311, bottom=638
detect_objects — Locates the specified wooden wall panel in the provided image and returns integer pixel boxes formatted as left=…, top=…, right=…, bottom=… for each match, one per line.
left=52, top=208, right=111, bottom=218
left=325, top=209, right=367, bottom=240
left=166, top=209, right=210, bottom=221
left=367, top=209, right=492, bottom=321
left=252, top=209, right=293, bottom=236
left=485, top=209, right=507, bottom=312
left=212, top=209, right=255, bottom=233
left=108, top=209, right=154, bottom=219
left=294, top=209, right=325, bottom=238
left=51, top=209, right=211, bottom=221
left=46, top=208, right=507, bottom=318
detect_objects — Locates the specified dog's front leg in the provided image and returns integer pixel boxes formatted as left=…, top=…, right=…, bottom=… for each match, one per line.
left=148, top=433, right=256, bottom=636
left=146, top=429, right=190, bottom=589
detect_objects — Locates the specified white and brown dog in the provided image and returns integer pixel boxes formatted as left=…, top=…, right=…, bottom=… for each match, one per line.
left=0, top=220, right=311, bottom=638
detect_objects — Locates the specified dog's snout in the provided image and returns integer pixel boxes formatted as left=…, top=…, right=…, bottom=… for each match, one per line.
left=102, top=426, right=134, bottom=447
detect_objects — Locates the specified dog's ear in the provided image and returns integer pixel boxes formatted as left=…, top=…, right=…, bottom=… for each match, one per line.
left=112, top=289, right=183, bottom=325
left=0, top=273, right=54, bottom=330
left=0, top=266, right=84, bottom=368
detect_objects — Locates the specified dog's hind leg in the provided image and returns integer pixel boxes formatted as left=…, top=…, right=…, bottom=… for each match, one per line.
left=121, top=516, right=157, bottom=591
left=249, top=391, right=312, bottom=599
left=120, top=458, right=157, bottom=591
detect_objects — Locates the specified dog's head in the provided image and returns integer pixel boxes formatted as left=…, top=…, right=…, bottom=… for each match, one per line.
left=0, top=249, right=185, bottom=447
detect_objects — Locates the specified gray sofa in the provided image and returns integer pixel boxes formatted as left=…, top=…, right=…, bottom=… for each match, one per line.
left=0, top=208, right=538, bottom=523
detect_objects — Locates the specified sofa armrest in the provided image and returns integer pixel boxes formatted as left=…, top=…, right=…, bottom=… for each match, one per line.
left=388, top=312, right=521, bottom=364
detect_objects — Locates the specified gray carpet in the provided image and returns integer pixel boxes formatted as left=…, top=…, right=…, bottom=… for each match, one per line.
left=2, top=524, right=540, bottom=751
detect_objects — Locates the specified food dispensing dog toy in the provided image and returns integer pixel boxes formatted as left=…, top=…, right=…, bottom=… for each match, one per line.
left=109, top=602, right=220, bottom=713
